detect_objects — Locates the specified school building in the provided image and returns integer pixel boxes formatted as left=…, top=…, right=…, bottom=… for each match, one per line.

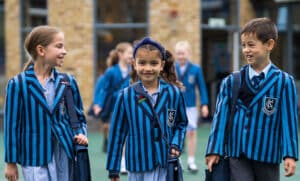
left=0, top=0, right=300, bottom=114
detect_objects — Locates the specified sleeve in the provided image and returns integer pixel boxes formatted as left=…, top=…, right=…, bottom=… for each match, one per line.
left=4, top=77, right=22, bottom=163
left=281, top=75, right=299, bottom=161
left=196, top=66, right=209, bottom=105
left=171, top=88, right=188, bottom=151
left=68, top=74, right=87, bottom=135
left=106, top=91, right=128, bottom=176
left=205, top=76, right=231, bottom=156
left=93, top=75, right=104, bottom=105
left=98, top=69, right=113, bottom=108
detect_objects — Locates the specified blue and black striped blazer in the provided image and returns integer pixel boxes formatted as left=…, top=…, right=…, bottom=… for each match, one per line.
left=206, top=64, right=299, bottom=164
left=106, top=80, right=188, bottom=174
left=4, top=66, right=86, bottom=166
left=175, top=62, right=209, bottom=107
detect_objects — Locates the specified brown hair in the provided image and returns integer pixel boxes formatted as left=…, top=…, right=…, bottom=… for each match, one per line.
left=106, top=42, right=132, bottom=67
left=240, top=17, right=278, bottom=44
left=23, top=25, right=62, bottom=71
left=130, top=44, right=183, bottom=89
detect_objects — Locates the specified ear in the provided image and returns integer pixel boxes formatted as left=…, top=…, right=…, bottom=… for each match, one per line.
left=36, top=45, right=45, bottom=56
left=266, top=39, right=275, bottom=51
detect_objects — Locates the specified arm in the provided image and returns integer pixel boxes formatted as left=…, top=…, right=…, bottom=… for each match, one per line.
left=281, top=75, right=299, bottom=176
left=106, top=92, right=128, bottom=179
left=196, top=67, right=209, bottom=117
left=171, top=90, right=188, bottom=151
left=205, top=76, right=231, bottom=156
left=4, top=77, right=22, bottom=180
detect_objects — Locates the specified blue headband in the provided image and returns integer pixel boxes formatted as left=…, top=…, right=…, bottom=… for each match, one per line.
left=133, top=37, right=166, bottom=60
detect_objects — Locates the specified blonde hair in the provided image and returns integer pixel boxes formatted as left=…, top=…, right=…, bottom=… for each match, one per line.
left=23, top=25, right=62, bottom=71
left=174, top=41, right=191, bottom=53
left=106, top=42, right=132, bottom=67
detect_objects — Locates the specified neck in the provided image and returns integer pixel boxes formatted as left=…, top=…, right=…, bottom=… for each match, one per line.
left=119, top=61, right=128, bottom=70
left=142, top=80, right=158, bottom=94
left=252, top=60, right=270, bottom=73
left=34, top=61, right=52, bottom=79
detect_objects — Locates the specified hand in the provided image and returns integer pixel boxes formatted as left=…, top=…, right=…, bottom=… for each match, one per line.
left=5, top=163, right=18, bottom=181
left=111, top=178, right=120, bottom=181
left=284, top=158, right=296, bottom=177
left=170, top=148, right=180, bottom=158
left=205, top=154, right=220, bottom=172
left=74, top=134, right=88, bottom=145
left=201, top=105, right=209, bottom=118
left=93, top=105, right=102, bottom=116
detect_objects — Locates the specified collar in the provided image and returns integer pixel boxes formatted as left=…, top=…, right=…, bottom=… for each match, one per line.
left=139, top=80, right=161, bottom=95
left=249, top=62, right=271, bottom=79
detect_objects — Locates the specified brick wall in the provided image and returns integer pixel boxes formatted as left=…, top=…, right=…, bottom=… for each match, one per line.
left=5, top=0, right=21, bottom=78
left=150, top=0, right=201, bottom=64
left=48, top=0, right=94, bottom=110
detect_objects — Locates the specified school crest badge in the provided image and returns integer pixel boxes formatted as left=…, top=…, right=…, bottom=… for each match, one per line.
left=188, top=75, right=195, bottom=84
left=59, top=98, right=66, bottom=115
left=263, top=97, right=277, bottom=115
left=167, top=109, right=177, bottom=127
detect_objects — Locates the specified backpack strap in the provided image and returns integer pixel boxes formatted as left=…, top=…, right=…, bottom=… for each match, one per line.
left=225, top=71, right=241, bottom=144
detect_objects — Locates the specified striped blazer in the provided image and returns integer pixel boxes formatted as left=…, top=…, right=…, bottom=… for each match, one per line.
left=98, top=64, right=130, bottom=108
left=175, top=62, right=209, bottom=107
left=206, top=64, right=299, bottom=164
left=106, top=80, right=188, bottom=174
left=4, top=66, right=86, bottom=166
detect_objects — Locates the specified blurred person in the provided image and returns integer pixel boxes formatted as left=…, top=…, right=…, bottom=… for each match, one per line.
left=174, top=40, right=209, bottom=173
left=93, top=42, right=133, bottom=174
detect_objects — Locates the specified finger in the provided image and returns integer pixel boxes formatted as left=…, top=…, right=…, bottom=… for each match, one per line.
left=208, top=160, right=213, bottom=172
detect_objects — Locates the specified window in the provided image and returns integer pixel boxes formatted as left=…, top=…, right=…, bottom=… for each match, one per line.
left=21, top=0, right=47, bottom=65
left=94, top=0, right=148, bottom=74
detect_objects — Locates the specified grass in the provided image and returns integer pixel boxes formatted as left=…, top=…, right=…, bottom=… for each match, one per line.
left=0, top=122, right=299, bottom=181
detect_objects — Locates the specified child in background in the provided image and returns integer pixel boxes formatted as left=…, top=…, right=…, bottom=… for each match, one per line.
left=206, top=17, right=298, bottom=181
left=4, top=26, right=88, bottom=181
left=174, top=41, right=209, bottom=173
left=106, top=37, right=188, bottom=181
left=93, top=42, right=133, bottom=173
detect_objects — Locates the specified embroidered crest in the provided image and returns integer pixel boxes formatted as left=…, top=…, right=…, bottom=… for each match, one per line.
left=188, top=75, right=195, bottom=84
left=263, top=97, right=277, bottom=115
left=60, top=98, right=66, bottom=115
left=167, top=109, right=176, bottom=127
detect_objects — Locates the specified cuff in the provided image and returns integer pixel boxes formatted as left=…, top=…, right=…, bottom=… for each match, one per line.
left=108, top=171, right=120, bottom=179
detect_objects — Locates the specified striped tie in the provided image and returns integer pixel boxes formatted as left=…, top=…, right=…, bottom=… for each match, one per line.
left=252, top=73, right=265, bottom=88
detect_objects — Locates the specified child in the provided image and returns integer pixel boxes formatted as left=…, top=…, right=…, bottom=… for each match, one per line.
left=93, top=42, right=133, bottom=173
left=4, top=26, right=88, bottom=181
left=205, top=17, right=298, bottom=181
left=174, top=40, right=209, bottom=173
left=106, top=37, right=188, bottom=181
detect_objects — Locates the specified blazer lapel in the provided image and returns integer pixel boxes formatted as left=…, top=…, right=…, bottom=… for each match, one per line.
left=249, top=65, right=281, bottom=108
left=51, top=73, right=68, bottom=112
left=133, top=83, right=154, bottom=119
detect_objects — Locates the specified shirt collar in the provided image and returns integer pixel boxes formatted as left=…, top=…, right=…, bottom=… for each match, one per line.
left=249, top=62, right=271, bottom=79
left=140, top=81, right=161, bottom=96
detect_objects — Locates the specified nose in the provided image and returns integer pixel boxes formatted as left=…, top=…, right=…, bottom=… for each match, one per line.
left=63, top=48, right=67, bottom=55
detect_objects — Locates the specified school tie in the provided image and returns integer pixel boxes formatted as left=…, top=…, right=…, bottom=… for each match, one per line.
left=252, top=72, right=265, bottom=88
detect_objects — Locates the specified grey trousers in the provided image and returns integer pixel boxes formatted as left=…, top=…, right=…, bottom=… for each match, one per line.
left=22, top=137, right=71, bottom=181
left=229, top=157, right=279, bottom=181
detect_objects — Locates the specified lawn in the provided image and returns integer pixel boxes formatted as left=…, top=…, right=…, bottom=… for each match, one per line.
left=0, top=123, right=299, bottom=181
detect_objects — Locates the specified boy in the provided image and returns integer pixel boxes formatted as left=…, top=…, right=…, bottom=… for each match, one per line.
left=205, top=17, right=298, bottom=181
left=174, top=41, right=209, bottom=173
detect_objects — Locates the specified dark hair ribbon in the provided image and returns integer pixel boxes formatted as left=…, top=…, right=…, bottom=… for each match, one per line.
left=133, top=37, right=166, bottom=60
